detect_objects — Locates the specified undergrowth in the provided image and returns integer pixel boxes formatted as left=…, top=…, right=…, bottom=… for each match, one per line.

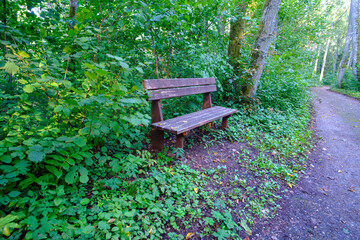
left=329, top=87, right=360, bottom=100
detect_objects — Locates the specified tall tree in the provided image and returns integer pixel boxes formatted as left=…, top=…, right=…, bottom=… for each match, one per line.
left=228, top=2, right=248, bottom=80
left=358, top=2, right=360, bottom=79
left=351, top=0, right=359, bottom=80
left=241, top=0, right=281, bottom=98
left=338, top=2, right=354, bottom=87
left=313, top=43, right=322, bottom=74
left=320, top=37, right=331, bottom=81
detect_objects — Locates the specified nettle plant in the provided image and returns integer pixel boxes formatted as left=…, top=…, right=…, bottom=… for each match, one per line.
left=0, top=9, right=150, bottom=237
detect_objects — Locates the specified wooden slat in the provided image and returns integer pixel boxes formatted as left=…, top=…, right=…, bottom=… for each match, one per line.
left=143, top=78, right=216, bottom=90
left=148, top=85, right=216, bottom=101
left=150, top=106, right=237, bottom=134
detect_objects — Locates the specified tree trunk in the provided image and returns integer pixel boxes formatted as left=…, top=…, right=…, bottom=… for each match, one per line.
left=2, top=0, right=8, bottom=55
left=358, top=3, right=360, bottom=79
left=228, top=3, right=247, bottom=76
left=338, top=4, right=354, bottom=87
left=313, top=44, right=322, bottom=73
left=351, top=0, right=359, bottom=80
left=333, top=37, right=342, bottom=73
left=320, top=37, right=331, bottom=82
left=347, top=46, right=353, bottom=67
left=309, top=44, right=316, bottom=66
left=217, top=9, right=224, bottom=35
left=241, top=0, right=282, bottom=98
left=68, top=0, right=77, bottom=29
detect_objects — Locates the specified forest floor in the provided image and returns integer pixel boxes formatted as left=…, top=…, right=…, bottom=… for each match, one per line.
left=251, top=86, right=360, bottom=239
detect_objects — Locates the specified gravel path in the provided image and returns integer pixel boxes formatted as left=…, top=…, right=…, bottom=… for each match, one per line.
left=252, top=87, right=360, bottom=240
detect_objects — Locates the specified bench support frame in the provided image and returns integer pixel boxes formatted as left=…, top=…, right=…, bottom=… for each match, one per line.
left=151, top=100, right=164, bottom=151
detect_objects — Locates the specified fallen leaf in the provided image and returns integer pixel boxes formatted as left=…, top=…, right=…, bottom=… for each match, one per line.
left=323, top=188, right=328, bottom=192
left=338, top=170, right=343, bottom=173
left=201, top=173, right=206, bottom=176
left=170, top=127, right=174, bottom=129
left=157, top=123, right=161, bottom=125
left=182, top=121, right=188, bottom=123
left=108, top=218, right=115, bottom=223
left=354, top=126, right=357, bottom=128
left=235, top=199, right=239, bottom=204
left=194, top=188, right=199, bottom=193
left=222, top=159, right=225, bottom=163
left=293, top=170, right=297, bottom=173
left=287, top=173, right=293, bottom=177
left=149, top=227, right=153, bottom=236
left=219, top=182, right=223, bottom=185
left=288, top=183, right=293, bottom=188
left=348, top=187, right=355, bottom=192
left=186, top=232, right=195, bottom=239
left=243, top=236, right=250, bottom=240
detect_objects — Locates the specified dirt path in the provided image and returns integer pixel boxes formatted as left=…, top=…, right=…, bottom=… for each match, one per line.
left=252, top=87, right=360, bottom=240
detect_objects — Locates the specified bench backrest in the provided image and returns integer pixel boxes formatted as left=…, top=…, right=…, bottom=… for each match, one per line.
left=143, top=78, right=216, bottom=100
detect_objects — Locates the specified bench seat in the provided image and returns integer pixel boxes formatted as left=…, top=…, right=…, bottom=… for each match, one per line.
left=151, top=106, right=236, bottom=134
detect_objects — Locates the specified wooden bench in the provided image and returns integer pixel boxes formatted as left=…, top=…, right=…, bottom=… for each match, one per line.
left=143, top=78, right=237, bottom=151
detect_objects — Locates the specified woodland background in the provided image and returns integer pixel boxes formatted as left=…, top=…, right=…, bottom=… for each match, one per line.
left=0, top=0, right=359, bottom=239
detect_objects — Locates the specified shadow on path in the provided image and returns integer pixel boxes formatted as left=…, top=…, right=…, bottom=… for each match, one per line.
left=252, top=87, right=360, bottom=240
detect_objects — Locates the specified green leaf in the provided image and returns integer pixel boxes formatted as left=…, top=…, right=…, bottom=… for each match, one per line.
left=0, top=155, right=12, bottom=164
left=63, top=46, right=72, bottom=53
left=80, top=198, right=90, bottom=205
left=123, top=116, right=142, bottom=125
left=106, top=54, right=124, bottom=61
left=62, top=80, right=72, bottom=88
left=54, top=105, right=63, bottom=112
left=95, top=69, right=108, bottom=76
left=65, top=168, right=78, bottom=184
left=135, top=67, right=144, bottom=74
left=98, top=221, right=110, bottom=231
left=79, top=174, right=89, bottom=183
left=151, top=15, right=163, bottom=22
left=85, top=71, right=97, bottom=80
left=28, top=151, right=46, bottom=163
left=84, top=63, right=96, bottom=69
left=119, top=98, right=142, bottom=104
left=46, top=165, right=63, bottom=178
left=79, top=166, right=88, bottom=176
left=23, top=85, right=35, bottom=93
left=54, top=197, right=62, bottom=206
left=119, top=62, right=129, bottom=69
left=240, top=219, right=252, bottom=235
left=73, top=137, right=87, bottom=147
left=124, top=210, right=136, bottom=217
left=9, top=191, right=21, bottom=198
left=2, top=62, right=19, bottom=75
left=63, top=108, right=71, bottom=117
left=66, top=158, right=75, bottom=165
left=18, top=51, right=30, bottom=58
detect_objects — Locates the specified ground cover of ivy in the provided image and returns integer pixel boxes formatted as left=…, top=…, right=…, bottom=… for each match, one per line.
left=1, top=100, right=313, bottom=239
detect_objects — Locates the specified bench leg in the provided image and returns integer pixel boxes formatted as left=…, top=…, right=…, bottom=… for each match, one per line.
left=151, top=128, right=164, bottom=151
left=221, top=116, right=230, bottom=130
left=176, top=133, right=186, bottom=148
